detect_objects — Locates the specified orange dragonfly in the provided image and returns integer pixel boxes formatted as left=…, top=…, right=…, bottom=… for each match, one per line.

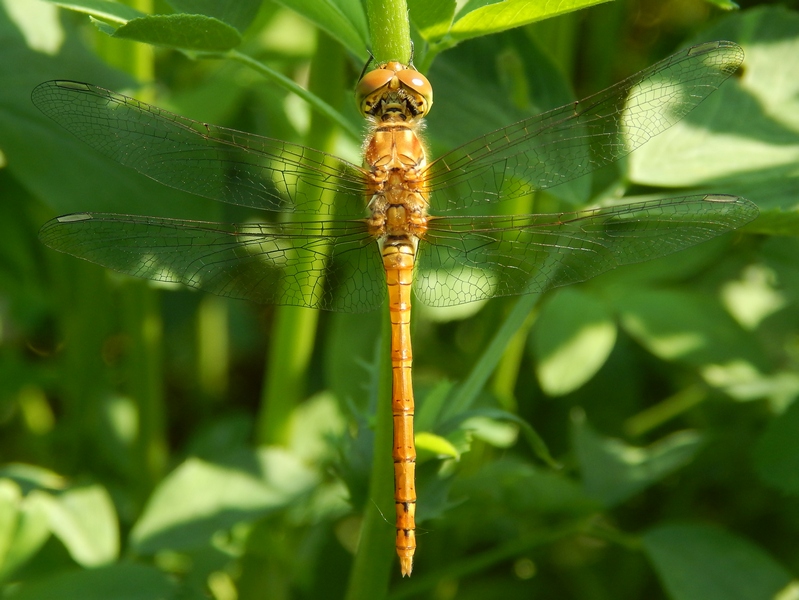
left=33, top=40, right=758, bottom=576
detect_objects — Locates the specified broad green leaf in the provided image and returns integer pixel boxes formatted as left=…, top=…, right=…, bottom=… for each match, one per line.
left=6, top=0, right=64, bottom=55
left=0, top=464, right=67, bottom=491
left=701, top=362, right=799, bottom=406
left=0, top=485, right=51, bottom=582
left=0, top=480, right=22, bottom=576
left=615, top=289, right=761, bottom=368
left=130, top=448, right=318, bottom=552
left=721, top=263, right=787, bottom=330
left=425, top=34, right=589, bottom=204
left=112, top=14, right=242, bottom=51
left=416, top=431, right=459, bottom=460
left=573, top=413, right=703, bottom=507
left=629, top=9, right=799, bottom=192
left=644, top=524, right=793, bottom=600
left=443, top=407, right=558, bottom=468
left=452, top=458, right=600, bottom=519
left=46, top=0, right=145, bottom=24
left=38, top=485, right=119, bottom=567
left=460, top=415, right=518, bottom=448
left=275, top=0, right=368, bottom=59
left=533, top=288, right=617, bottom=396
left=287, top=392, right=346, bottom=463
left=703, top=0, right=739, bottom=9
left=408, top=0, right=455, bottom=40
left=164, top=0, right=262, bottom=33
left=449, top=0, right=611, bottom=43
left=4, top=563, right=177, bottom=600
left=752, top=398, right=799, bottom=495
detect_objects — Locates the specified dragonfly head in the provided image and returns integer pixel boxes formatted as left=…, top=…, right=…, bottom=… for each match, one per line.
left=356, top=61, right=433, bottom=122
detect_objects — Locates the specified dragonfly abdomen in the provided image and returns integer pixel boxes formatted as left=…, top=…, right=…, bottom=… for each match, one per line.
left=383, top=242, right=417, bottom=576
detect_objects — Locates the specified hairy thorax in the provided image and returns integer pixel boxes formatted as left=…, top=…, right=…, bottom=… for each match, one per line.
left=364, top=117, right=429, bottom=243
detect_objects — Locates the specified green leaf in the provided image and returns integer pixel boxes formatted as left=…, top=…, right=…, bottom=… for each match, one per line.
left=38, top=485, right=119, bottom=567
left=287, top=392, right=346, bottom=463
left=629, top=8, right=799, bottom=197
left=452, top=458, right=600, bottom=519
left=275, top=0, right=368, bottom=59
left=130, top=448, right=319, bottom=552
left=47, top=0, right=145, bottom=24
left=0, top=483, right=51, bottom=582
left=573, top=412, right=704, bottom=507
left=445, top=407, right=558, bottom=468
left=0, top=464, right=67, bottom=491
left=533, top=288, right=617, bottom=396
left=5, top=563, right=177, bottom=600
left=164, top=0, right=262, bottom=33
left=643, top=524, right=793, bottom=600
left=449, top=0, right=611, bottom=44
left=752, top=399, right=799, bottom=495
left=416, top=431, right=459, bottom=460
left=460, top=415, right=518, bottom=448
left=408, top=0, right=455, bottom=40
left=615, top=289, right=761, bottom=368
left=111, top=14, right=242, bottom=51
left=703, top=0, right=739, bottom=9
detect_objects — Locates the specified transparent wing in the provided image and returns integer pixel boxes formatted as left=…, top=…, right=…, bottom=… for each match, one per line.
left=39, top=214, right=384, bottom=312
left=31, top=81, right=369, bottom=218
left=414, top=195, right=758, bottom=307
left=424, top=41, right=744, bottom=213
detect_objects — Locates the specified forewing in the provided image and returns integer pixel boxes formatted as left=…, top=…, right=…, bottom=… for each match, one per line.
left=39, top=214, right=384, bottom=312
left=414, top=195, right=758, bottom=307
left=424, top=41, right=744, bottom=213
left=31, top=81, right=369, bottom=217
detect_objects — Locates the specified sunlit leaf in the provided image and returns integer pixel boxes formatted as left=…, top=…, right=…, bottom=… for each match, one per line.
left=416, top=431, right=459, bottom=460
left=703, top=0, right=739, bottom=9
left=0, top=483, right=51, bottom=582
left=407, top=0, right=455, bottom=40
left=38, top=486, right=119, bottom=567
left=616, top=289, right=761, bottom=368
left=275, top=0, right=368, bottom=59
left=130, top=448, right=318, bottom=552
left=630, top=8, right=799, bottom=199
left=533, top=288, right=617, bottom=396
left=449, top=0, right=610, bottom=43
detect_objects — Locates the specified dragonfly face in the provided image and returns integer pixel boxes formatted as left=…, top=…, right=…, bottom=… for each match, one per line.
left=32, top=40, right=758, bottom=577
left=356, top=61, right=433, bottom=119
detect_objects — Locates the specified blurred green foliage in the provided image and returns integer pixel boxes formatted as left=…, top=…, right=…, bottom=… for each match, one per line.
left=0, top=0, right=798, bottom=599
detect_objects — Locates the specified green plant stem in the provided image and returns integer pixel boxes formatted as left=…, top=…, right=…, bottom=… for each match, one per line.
left=365, top=0, right=411, bottom=63
left=120, top=281, right=167, bottom=490
left=255, top=33, right=345, bottom=446
left=442, top=293, right=541, bottom=421
left=345, top=304, right=396, bottom=600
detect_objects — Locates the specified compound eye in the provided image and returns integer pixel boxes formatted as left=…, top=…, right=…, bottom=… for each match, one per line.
left=396, top=69, right=433, bottom=106
left=355, top=68, right=395, bottom=105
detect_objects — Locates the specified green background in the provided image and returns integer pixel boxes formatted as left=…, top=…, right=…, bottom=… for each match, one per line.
left=0, top=0, right=797, bottom=598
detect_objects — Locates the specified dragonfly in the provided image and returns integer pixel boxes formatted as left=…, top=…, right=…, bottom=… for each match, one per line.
left=33, top=40, right=758, bottom=576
